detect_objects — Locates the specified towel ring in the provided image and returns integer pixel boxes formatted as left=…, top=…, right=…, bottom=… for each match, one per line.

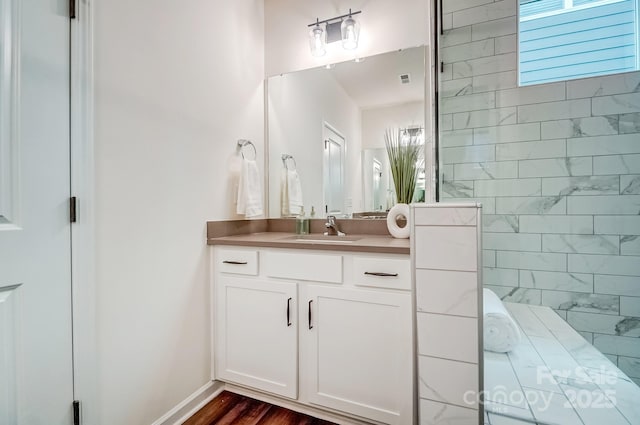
left=237, top=139, right=256, bottom=160
left=281, top=154, right=297, bottom=170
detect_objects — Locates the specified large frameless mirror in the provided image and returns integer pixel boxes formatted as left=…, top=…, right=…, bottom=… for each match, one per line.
left=266, top=46, right=427, bottom=219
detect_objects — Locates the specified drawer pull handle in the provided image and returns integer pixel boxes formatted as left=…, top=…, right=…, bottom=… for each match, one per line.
left=222, top=260, right=248, bottom=265
left=308, top=300, right=313, bottom=330
left=286, top=297, right=292, bottom=327
left=364, top=272, right=399, bottom=277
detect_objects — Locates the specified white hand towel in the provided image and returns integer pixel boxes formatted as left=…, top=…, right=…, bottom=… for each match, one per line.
left=281, top=167, right=290, bottom=217
left=286, top=169, right=303, bottom=216
left=236, top=158, right=263, bottom=218
left=483, top=288, right=522, bottom=353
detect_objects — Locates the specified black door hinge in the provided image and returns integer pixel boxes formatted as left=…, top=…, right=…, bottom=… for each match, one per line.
left=440, top=61, right=444, bottom=73
left=73, top=400, right=80, bottom=425
left=70, top=197, right=77, bottom=223
left=70, top=0, right=76, bottom=19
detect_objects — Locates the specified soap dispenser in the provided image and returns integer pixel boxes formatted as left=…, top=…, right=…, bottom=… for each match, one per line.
left=295, top=207, right=309, bottom=235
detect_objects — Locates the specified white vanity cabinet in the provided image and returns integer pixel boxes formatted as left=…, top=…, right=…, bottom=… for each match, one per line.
left=303, top=285, right=412, bottom=424
left=212, top=245, right=413, bottom=425
left=215, top=276, right=298, bottom=398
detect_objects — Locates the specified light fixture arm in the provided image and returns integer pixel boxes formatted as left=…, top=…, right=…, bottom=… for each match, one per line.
left=307, top=9, right=362, bottom=28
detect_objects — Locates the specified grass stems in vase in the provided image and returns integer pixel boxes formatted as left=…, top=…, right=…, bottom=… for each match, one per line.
left=384, top=128, right=421, bottom=205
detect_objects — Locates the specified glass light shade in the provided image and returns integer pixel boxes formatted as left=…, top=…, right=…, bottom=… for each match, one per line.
left=340, top=16, right=360, bottom=50
left=309, top=25, right=326, bottom=57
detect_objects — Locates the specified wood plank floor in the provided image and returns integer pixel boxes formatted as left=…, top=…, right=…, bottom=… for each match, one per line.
left=183, top=391, right=337, bottom=425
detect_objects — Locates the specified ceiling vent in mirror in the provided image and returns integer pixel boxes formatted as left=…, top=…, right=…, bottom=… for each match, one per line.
left=308, top=9, right=362, bottom=57
left=399, top=74, right=411, bottom=84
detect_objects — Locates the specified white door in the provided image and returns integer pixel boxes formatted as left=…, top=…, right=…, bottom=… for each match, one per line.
left=304, top=285, right=413, bottom=425
left=215, top=276, right=298, bottom=399
left=323, top=124, right=345, bottom=216
left=0, top=0, right=73, bottom=423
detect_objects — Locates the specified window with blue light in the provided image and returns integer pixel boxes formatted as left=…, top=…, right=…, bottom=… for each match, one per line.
left=519, top=0, right=640, bottom=86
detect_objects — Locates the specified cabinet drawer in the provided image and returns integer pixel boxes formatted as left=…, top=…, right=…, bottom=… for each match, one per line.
left=216, top=248, right=258, bottom=275
left=263, top=251, right=342, bottom=283
left=353, top=257, right=411, bottom=290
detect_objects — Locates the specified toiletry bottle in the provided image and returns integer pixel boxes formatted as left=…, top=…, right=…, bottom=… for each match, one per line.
left=296, top=207, right=309, bottom=235
left=303, top=214, right=310, bottom=234
left=310, top=206, right=316, bottom=218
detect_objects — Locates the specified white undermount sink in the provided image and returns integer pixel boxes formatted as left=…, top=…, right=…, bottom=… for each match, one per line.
left=281, top=234, right=362, bottom=244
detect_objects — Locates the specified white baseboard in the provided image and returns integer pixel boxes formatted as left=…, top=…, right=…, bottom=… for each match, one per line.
left=151, top=380, right=225, bottom=425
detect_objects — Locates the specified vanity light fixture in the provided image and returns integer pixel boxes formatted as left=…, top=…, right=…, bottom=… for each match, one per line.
left=307, top=9, right=362, bottom=57
left=309, top=19, right=326, bottom=57
left=341, top=10, right=360, bottom=50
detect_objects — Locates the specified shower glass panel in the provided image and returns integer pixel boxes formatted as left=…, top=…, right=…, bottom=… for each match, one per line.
left=437, top=1, right=640, bottom=424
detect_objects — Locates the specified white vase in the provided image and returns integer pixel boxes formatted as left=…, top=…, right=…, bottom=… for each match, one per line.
left=386, top=203, right=410, bottom=239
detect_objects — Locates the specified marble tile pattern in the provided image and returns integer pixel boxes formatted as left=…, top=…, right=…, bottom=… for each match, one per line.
left=412, top=204, right=483, bottom=425
left=439, top=0, right=640, bottom=392
left=483, top=303, right=640, bottom=425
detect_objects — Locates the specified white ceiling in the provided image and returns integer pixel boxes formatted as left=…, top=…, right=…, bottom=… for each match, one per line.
left=328, top=46, right=425, bottom=110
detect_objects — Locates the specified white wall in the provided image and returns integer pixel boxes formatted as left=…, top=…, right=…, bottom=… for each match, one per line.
left=361, top=101, right=425, bottom=150
left=265, top=0, right=429, bottom=76
left=93, top=0, right=264, bottom=423
left=361, top=102, right=424, bottom=210
left=268, top=69, right=362, bottom=217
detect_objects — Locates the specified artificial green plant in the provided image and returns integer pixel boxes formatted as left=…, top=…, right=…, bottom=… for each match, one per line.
left=384, top=128, right=422, bottom=205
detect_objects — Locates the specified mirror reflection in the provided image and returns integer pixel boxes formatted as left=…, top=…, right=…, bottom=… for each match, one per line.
left=267, top=46, right=426, bottom=218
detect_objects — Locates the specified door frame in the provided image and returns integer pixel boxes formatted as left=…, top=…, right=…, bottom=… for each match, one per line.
left=70, top=1, right=97, bottom=422
left=321, top=121, right=346, bottom=217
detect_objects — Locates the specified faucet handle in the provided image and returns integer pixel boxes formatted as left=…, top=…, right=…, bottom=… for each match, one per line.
left=324, top=215, right=346, bottom=236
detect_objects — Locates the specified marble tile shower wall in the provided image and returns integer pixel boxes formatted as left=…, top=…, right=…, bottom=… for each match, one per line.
left=439, top=0, right=640, bottom=383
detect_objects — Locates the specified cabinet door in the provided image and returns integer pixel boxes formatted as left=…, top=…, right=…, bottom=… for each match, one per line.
left=304, top=286, right=413, bottom=424
left=216, top=276, right=298, bottom=398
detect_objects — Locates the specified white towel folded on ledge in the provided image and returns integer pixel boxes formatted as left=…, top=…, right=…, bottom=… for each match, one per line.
left=483, top=288, right=522, bottom=353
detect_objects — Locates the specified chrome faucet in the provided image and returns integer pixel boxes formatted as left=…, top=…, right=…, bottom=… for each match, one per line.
left=324, top=215, right=346, bottom=236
